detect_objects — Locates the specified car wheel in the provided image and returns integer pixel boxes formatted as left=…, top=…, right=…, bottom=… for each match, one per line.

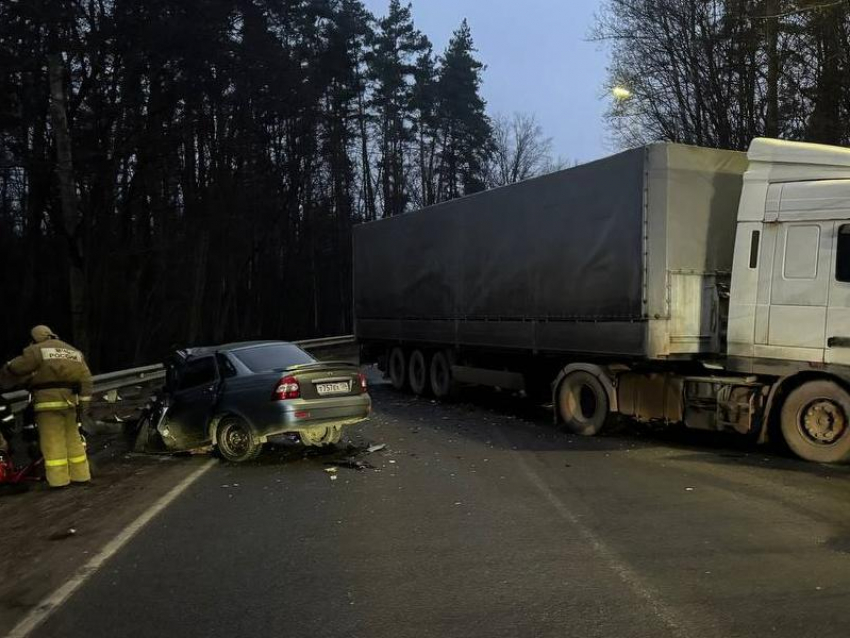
left=557, top=371, right=610, bottom=436
left=300, top=426, right=341, bottom=447
left=430, top=351, right=459, bottom=400
left=389, top=347, right=407, bottom=391
left=409, top=350, right=430, bottom=396
left=780, top=380, right=850, bottom=463
left=132, top=413, right=167, bottom=453
left=216, top=417, right=263, bottom=463
left=132, top=414, right=153, bottom=453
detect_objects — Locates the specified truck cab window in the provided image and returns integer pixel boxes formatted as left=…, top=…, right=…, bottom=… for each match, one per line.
left=837, top=224, right=850, bottom=283
left=783, top=225, right=820, bottom=280
left=749, top=230, right=760, bottom=269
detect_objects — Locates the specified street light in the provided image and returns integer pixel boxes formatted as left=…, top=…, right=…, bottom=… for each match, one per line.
left=612, top=86, right=632, bottom=100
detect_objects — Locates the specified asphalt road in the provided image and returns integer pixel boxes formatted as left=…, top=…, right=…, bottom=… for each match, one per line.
left=26, top=378, right=850, bottom=638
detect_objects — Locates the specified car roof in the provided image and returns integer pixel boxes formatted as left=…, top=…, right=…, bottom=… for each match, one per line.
left=177, top=341, right=297, bottom=360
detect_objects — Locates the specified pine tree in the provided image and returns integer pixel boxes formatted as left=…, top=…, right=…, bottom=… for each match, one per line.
left=367, top=0, right=429, bottom=217
left=434, top=19, right=492, bottom=201
left=411, top=43, right=439, bottom=207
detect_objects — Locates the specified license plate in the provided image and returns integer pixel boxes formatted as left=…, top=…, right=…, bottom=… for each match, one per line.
left=316, top=381, right=350, bottom=396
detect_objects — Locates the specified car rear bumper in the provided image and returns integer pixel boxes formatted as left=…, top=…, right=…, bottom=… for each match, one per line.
left=254, top=393, right=372, bottom=440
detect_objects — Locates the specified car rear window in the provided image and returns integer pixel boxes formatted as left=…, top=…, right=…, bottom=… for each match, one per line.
left=232, top=344, right=315, bottom=372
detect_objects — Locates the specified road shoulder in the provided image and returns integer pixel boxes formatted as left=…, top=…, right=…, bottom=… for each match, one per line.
left=0, top=432, right=209, bottom=636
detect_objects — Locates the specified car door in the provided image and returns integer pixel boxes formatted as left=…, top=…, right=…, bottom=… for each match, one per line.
left=163, top=356, right=220, bottom=449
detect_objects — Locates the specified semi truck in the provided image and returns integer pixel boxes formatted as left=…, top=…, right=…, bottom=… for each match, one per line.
left=353, top=139, right=850, bottom=463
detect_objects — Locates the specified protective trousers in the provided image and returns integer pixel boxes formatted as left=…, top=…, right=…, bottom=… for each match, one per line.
left=36, top=409, right=90, bottom=487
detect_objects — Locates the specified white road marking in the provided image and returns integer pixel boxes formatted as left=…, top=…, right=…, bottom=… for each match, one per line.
left=496, top=428, right=696, bottom=638
left=7, top=459, right=217, bottom=638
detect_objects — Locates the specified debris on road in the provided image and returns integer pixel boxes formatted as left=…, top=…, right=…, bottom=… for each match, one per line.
left=325, top=458, right=375, bottom=472
left=366, top=443, right=386, bottom=454
left=49, top=528, right=77, bottom=541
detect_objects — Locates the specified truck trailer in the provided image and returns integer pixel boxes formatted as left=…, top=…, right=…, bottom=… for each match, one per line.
left=353, top=139, right=850, bottom=463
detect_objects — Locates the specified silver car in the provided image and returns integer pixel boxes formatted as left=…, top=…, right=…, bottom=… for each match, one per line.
left=136, top=341, right=371, bottom=462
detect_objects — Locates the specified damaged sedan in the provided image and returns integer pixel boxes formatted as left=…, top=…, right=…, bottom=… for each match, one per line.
left=134, top=341, right=371, bottom=462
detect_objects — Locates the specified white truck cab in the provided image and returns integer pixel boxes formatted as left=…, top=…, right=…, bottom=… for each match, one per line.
left=729, top=139, right=850, bottom=368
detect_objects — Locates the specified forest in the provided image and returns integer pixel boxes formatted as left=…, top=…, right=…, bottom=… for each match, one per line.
left=2, top=0, right=849, bottom=369
left=0, top=0, right=497, bottom=369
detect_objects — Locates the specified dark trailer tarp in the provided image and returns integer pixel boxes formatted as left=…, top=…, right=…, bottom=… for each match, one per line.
left=353, top=144, right=746, bottom=359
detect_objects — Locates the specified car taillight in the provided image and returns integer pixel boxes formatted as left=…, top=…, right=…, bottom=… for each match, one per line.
left=273, top=375, right=300, bottom=400
left=358, top=372, right=367, bottom=392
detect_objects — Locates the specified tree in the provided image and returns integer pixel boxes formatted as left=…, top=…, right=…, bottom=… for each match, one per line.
left=434, top=20, right=492, bottom=200
left=803, top=4, right=847, bottom=144
left=410, top=44, right=439, bottom=208
left=596, top=0, right=850, bottom=150
left=0, top=0, right=501, bottom=368
left=487, top=112, right=554, bottom=187
left=367, top=0, right=429, bottom=217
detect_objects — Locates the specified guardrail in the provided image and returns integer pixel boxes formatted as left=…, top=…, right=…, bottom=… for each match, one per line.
left=0, top=335, right=356, bottom=415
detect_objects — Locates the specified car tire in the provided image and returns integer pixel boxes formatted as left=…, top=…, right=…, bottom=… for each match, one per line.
left=132, top=414, right=153, bottom=453
left=408, top=350, right=430, bottom=396
left=216, top=417, right=263, bottom=463
left=430, top=351, right=459, bottom=400
left=389, top=347, right=407, bottom=391
left=132, top=413, right=168, bottom=453
left=557, top=371, right=610, bottom=436
left=300, top=426, right=342, bottom=447
left=780, top=380, right=850, bottom=463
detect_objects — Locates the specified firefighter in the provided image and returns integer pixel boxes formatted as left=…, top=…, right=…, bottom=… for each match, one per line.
left=1, top=326, right=93, bottom=488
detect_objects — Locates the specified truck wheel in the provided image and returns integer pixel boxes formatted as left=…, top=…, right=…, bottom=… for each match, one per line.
left=217, top=417, right=263, bottom=463
left=409, top=350, right=430, bottom=396
left=780, top=380, right=850, bottom=463
left=430, top=351, right=459, bottom=400
left=388, top=347, right=407, bottom=391
left=557, top=371, right=610, bottom=436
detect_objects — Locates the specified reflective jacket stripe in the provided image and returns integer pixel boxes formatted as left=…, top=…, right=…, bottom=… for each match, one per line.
left=69, top=455, right=87, bottom=464
left=79, top=396, right=92, bottom=402
left=33, top=401, right=76, bottom=412
left=44, top=458, right=69, bottom=467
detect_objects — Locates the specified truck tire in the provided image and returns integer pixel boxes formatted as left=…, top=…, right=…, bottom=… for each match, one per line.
left=430, top=351, right=459, bottom=400
left=389, top=347, right=407, bottom=391
left=780, top=380, right=850, bottom=463
left=557, top=371, right=610, bottom=436
left=216, top=417, right=263, bottom=463
left=409, top=349, right=430, bottom=396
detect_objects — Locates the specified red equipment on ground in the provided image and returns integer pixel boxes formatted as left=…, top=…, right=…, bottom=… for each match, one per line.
left=0, top=397, right=44, bottom=488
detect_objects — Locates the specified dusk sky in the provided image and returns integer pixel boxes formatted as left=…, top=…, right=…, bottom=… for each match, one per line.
left=363, top=0, right=612, bottom=163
